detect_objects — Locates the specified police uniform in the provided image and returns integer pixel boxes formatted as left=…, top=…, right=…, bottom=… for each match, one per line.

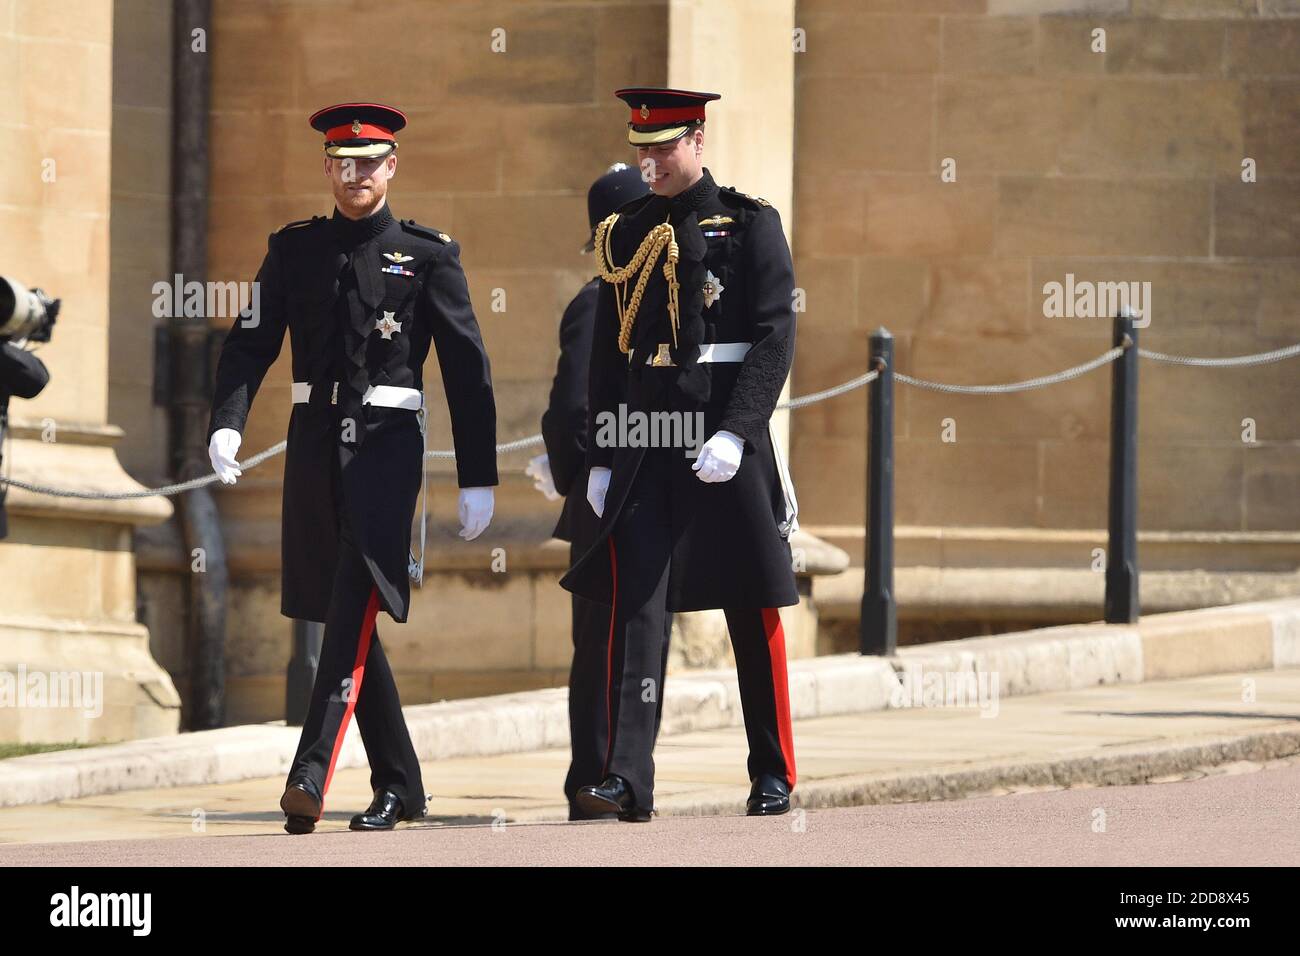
left=206, top=104, right=498, bottom=833
left=541, top=164, right=676, bottom=820
left=560, top=89, right=800, bottom=819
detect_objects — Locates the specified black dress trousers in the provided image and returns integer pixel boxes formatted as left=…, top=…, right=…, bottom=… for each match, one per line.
left=602, top=442, right=798, bottom=813
left=562, top=554, right=672, bottom=816
left=285, top=448, right=425, bottom=819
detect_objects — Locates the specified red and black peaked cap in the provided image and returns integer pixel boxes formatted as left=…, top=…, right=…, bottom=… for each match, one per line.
left=614, top=87, right=721, bottom=146
left=309, top=102, right=407, bottom=159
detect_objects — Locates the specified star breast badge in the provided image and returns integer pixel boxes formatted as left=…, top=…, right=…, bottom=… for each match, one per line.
left=703, top=270, right=724, bottom=308
left=374, top=311, right=403, bottom=340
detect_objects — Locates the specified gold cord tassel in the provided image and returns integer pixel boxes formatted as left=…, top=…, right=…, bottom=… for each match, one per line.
left=593, top=212, right=680, bottom=354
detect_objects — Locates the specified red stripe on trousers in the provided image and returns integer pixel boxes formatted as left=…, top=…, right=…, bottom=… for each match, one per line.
left=320, top=585, right=380, bottom=816
left=761, top=607, right=797, bottom=789
left=601, top=535, right=618, bottom=777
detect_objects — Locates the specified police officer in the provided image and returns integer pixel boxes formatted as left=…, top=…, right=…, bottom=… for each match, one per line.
left=529, top=163, right=677, bottom=821
left=560, top=88, right=801, bottom=821
left=206, top=103, right=499, bottom=834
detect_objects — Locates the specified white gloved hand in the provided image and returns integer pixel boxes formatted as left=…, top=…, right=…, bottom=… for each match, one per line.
left=586, top=466, right=611, bottom=517
left=692, top=430, right=744, bottom=483
left=458, top=486, right=494, bottom=540
left=524, top=453, right=561, bottom=501
left=209, top=428, right=243, bottom=485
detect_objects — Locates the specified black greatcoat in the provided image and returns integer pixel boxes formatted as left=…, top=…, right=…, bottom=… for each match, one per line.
left=559, top=168, right=800, bottom=612
left=207, top=205, right=499, bottom=624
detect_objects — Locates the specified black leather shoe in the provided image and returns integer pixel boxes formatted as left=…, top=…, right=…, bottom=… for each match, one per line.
left=280, top=778, right=322, bottom=834
left=746, top=772, right=791, bottom=816
left=575, top=775, right=653, bottom=822
left=568, top=800, right=619, bottom=822
left=349, top=788, right=420, bottom=831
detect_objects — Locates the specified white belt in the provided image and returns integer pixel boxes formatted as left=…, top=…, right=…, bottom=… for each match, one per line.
left=697, top=342, right=751, bottom=363
left=289, top=379, right=429, bottom=585
left=636, top=341, right=752, bottom=366
left=290, top=381, right=423, bottom=410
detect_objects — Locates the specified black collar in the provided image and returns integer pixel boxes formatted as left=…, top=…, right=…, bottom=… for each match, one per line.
left=330, top=202, right=395, bottom=247
left=640, top=168, right=719, bottom=224
left=669, top=167, right=717, bottom=212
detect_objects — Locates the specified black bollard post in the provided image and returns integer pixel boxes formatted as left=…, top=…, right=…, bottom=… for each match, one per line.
left=861, top=327, right=897, bottom=655
left=1105, top=309, right=1140, bottom=623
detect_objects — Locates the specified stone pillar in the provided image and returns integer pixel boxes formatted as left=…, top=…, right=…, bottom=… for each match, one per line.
left=661, top=1, right=829, bottom=666
left=669, top=0, right=797, bottom=450
left=0, top=2, right=179, bottom=743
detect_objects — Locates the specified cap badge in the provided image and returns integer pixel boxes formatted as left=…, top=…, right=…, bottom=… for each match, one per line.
left=351, top=119, right=362, bottom=134
left=639, top=104, right=650, bottom=120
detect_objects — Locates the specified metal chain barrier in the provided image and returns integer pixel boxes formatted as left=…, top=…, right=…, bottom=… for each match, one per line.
left=3, top=336, right=1297, bottom=500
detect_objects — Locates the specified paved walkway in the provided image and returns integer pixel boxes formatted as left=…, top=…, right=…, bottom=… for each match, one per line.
left=4, top=764, right=1296, bottom=866
left=1, top=668, right=1298, bottom=849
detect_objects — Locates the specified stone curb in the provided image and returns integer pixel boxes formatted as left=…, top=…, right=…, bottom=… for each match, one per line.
left=3, top=596, right=1298, bottom=809
left=634, top=725, right=1300, bottom=821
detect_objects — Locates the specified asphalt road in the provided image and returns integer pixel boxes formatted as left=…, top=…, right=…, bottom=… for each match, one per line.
left=4, top=759, right=1297, bottom=867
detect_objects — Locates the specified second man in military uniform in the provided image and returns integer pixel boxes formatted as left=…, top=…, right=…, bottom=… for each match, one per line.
left=560, top=87, right=801, bottom=821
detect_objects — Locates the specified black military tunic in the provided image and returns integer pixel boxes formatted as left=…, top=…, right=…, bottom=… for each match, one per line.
left=208, top=201, right=498, bottom=820
left=559, top=168, right=799, bottom=611
left=207, top=203, right=499, bottom=624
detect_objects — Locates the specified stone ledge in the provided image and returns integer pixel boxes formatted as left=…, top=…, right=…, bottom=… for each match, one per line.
left=816, top=565, right=1300, bottom=622
left=4, top=421, right=172, bottom=526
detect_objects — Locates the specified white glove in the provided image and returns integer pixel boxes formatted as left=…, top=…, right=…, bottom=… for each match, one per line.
left=458, top=486, right=494, bottom=540
left=587, top=466, right=611, bottom=517
left=524, top=453, right=561, bottom=501
left=209, top=428, right=243, bottom=485
left=692, top=430, right=744, bottom=483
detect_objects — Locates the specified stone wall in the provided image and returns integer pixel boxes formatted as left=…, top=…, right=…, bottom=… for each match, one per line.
left=789, top=0, right=1300, bottom=621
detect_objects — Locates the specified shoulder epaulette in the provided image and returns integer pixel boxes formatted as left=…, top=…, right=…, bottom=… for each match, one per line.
left=400, top=219, right=452, bottom=244
left=276, top=215, right=326, bottom=234
left=719, top=185, right=771, bottom=209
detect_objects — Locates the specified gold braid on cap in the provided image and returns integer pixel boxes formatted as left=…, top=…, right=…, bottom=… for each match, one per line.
left=593, top=212, right=680, bottom=354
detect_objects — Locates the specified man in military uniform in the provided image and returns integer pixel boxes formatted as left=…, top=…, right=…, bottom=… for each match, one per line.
left=529, top=162, right=677, bottom=821
left=560, top=88, right=801, bottom=821
left=206, top=103, right=498, bottom=834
